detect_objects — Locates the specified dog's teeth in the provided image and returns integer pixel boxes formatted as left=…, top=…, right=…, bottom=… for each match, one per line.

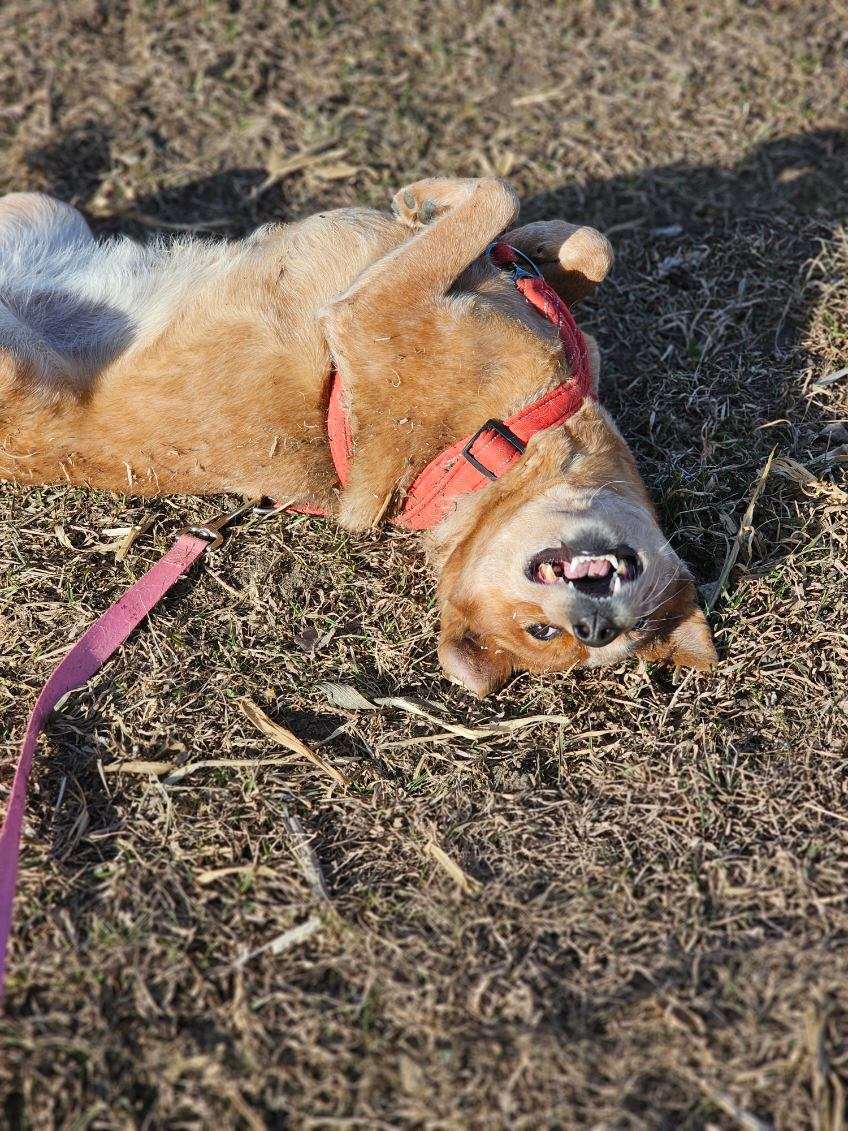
left=612, top=574, right=622, bottom=596
left=538, top=561, right=557, bottom=584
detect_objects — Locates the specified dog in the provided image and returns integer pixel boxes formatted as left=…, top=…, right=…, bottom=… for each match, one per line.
left=0, top=176, right=716, bottom=695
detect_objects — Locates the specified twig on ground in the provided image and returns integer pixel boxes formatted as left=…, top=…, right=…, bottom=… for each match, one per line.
left=110, top=516, right=154, bottom=561
left=705, top=446, right=777, bottom=611
left=122, top=210, right=233, bottom=231
left=424, top=837, right=481, bottom=896
left=240, top=698, right=349, bottom=789
left=103, top=756, right=299, bottom=782
left=375, top=696, right=581, bottom=741
left=693, top=1079, right=775, bottom=1131
left=281, top=805, right=331, bottom=902
left=249, top=142, right=347, bottom=201
left=234, top=915, right=323, bottom=969
left=196, top=864, right=278, bottom=885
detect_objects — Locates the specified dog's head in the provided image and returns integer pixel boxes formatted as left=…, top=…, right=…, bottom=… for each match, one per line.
left=431, top=403, right=716, bottom=696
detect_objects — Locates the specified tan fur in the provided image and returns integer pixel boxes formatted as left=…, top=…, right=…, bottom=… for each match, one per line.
left=0, top=178, right=716, bottom=694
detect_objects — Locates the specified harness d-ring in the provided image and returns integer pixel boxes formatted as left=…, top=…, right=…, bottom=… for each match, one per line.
left=486, top=240, right=543, bottom=280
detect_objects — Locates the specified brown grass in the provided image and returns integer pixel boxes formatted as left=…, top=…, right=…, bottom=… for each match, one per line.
left=1, top=2, right=847, bottom=1127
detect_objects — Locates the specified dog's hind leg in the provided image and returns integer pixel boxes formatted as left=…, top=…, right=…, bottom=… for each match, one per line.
left=0, top=197, right=100, bottom=485
left=0, top=194, right=104, bottom=391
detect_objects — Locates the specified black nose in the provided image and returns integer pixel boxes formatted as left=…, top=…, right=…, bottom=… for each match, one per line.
left=572, top=613, right=621, bottom=648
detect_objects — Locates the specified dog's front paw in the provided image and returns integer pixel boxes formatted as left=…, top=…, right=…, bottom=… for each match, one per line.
left=390, top=177, right=478, bottom=228
left=391, top=184, right=439, bottom=229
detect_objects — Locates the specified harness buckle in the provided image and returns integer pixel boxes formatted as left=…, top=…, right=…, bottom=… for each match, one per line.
left=461, top=419, right=526, bottom=481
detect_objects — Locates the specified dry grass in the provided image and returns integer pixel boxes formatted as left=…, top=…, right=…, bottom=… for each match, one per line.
left=1, top=2, right=847, bottom=1127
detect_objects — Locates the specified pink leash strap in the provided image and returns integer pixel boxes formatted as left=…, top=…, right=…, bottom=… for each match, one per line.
left=0, top=531, right=211, bottom=1004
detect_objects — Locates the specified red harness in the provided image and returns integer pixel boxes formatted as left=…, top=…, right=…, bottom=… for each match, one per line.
left=322, top=240, right=594, bottom=530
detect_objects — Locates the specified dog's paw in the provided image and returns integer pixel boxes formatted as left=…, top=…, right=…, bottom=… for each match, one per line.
left=391, top=186, right=437, bottom=229
left=391, top=177, right=520, bottom=232
left=389, top=177, right=478, bottom=228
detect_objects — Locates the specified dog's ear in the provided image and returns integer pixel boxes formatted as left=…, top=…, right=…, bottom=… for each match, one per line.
left=438, top=600, right=513, bottom=697
left=501, top=220, right=614, bottom=304
left=667, top=605, right=718, bottom=669
left=640, top=603, right=718, bottom=670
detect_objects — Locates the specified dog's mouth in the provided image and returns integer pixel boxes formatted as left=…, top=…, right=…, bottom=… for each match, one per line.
left=527, top=545, right=641, bottom=598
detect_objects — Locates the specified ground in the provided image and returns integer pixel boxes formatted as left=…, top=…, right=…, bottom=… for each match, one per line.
left=1, top=2, right=847, bottom=1128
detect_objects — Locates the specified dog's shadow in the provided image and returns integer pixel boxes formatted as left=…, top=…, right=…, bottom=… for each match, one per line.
left=29, top=122, right=845, bottom=435
left=529, top=129, right=848, bottom=580
left=26, top=124, right=271, bottom=238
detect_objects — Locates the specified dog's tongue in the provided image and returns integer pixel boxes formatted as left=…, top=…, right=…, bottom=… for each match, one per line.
left=563, top=557, right=611, bottom=580
left=535, top=555, right=618, bottom=585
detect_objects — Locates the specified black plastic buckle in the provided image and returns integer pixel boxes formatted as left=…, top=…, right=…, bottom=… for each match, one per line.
left=461, top=419, right=527, bottom=481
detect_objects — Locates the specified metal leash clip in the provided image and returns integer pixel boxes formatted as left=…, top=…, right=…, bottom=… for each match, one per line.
left=251, top=496, right=287, bottom=516
left=177, top=496, right=263, bottom=551
left=485, top=241, right=543, bottom=281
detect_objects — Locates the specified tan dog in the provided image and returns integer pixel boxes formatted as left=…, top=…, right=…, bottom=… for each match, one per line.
left=0, top=177, right=716, bottom=695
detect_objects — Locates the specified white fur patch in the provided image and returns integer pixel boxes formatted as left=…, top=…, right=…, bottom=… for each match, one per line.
left=0, top=197, right=259, bottom=383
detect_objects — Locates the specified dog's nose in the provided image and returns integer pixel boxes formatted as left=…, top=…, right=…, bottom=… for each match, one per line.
left=572, top=612, right=621, bottom=648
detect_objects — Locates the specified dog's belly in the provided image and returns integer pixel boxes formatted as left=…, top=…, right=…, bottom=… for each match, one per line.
left=0, top=206, right=407, bottom=504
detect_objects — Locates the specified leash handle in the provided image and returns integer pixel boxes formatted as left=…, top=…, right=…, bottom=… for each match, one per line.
left=0, top=513, right=240, bottom=1005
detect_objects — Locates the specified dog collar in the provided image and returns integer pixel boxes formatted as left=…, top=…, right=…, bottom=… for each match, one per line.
left=326, top=240, right=595, bottom=531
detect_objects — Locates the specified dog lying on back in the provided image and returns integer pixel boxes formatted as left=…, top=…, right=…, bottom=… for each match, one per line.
left=0, top=177, right=716, bottom=695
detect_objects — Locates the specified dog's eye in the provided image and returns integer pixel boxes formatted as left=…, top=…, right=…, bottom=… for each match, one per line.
left=526, top=623, right=562, bottom=641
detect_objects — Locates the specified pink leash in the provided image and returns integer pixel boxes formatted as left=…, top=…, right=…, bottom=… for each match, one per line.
left=0, top=500, right=259, bottom=1005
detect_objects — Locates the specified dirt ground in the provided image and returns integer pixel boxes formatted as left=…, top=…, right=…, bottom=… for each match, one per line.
left=1, top=2, right=847, bottom=1127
